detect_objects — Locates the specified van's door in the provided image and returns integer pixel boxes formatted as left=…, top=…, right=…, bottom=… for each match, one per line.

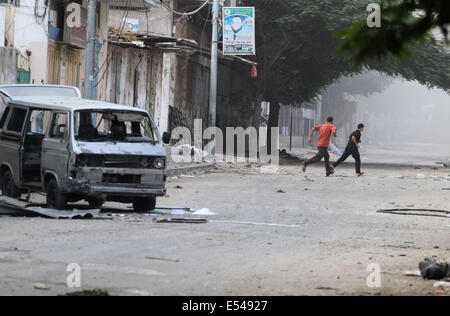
left=0, top=106, right=28, bottom=187
left=41, top=112, right=70, bottom=189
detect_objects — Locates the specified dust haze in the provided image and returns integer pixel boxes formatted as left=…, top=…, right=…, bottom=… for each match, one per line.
left=351, top=78, right=450, bottom=146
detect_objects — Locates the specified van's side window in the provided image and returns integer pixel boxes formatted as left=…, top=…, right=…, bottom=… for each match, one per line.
left=28, top=110, right=51, bottom=134
left=49, top=113, right=68, bottom=139
left=0, top=106, right=11, bottom=129
left=7, top=108, right=27, bottom=133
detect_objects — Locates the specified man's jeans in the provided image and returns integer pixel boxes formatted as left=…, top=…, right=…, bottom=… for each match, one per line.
left=333, top=146, right=361, bottom=174
left=305, top=147, right=332, bottom=174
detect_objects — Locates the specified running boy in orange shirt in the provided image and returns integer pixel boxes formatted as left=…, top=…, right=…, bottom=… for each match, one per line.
left=303, top=117, right=337, bottom=177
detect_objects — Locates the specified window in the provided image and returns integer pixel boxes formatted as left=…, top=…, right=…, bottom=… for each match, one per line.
left=74, top=110, right=156, bottom=142
left=28, top=110, right=51, bottom=134
left=50, top=113, right=68, bottom=139
left=7, top=108, right=27, bottom=133
left=0, top=92, right=9, bottom=113
left=0, top=106, right=11, bottom=129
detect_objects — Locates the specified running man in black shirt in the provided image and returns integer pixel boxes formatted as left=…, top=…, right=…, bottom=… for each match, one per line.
left=331, top=123, right=365, bottom=177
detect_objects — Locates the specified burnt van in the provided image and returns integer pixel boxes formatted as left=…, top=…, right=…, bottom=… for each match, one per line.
left=0, top=85, right=170, bottom=212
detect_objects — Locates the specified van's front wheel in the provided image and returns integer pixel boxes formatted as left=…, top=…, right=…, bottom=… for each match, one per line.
left=46, top=179, right=67, bottom=210
left=2, top=170, right=19, bottom=198
left=133, top=197, right=156, bottom=213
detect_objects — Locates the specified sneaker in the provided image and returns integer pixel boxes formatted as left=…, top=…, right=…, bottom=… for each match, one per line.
left=326, top=170, right=335, bottom=177
left=357, top=172, right=365, bottom=177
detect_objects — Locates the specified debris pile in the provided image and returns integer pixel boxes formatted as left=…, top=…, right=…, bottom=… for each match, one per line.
left=419, top=258, right=450, bottom=280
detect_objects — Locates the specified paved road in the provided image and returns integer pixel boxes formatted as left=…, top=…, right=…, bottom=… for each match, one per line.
left=288, top=142, right=450, bottom=168
left=0, top=163, right=449, bottom=296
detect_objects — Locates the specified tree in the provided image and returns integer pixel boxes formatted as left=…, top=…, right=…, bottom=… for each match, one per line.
left=321, top=71, right=393, bottom=138
left=240, top=0, right=449, bottom=151
left=336, top=0, right=450, bottom=63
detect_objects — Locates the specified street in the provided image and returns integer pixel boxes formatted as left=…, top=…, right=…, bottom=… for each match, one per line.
left=0, top=0, right=448, bottom=300
left=0, top=158, right=448, bottom=296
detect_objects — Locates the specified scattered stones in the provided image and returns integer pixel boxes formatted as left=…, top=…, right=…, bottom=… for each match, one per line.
left=433, top=281, right=450, bottom=288
left=33, top=283, right=50, bottom=291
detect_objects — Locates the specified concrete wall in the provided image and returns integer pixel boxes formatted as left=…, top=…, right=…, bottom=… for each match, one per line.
left=92, top=2, right=110, bottom=101
left=216, top=61, right=256, bottom=129
left=0, top=6, right=5, bottom=47
left=0, top=47, right=18, bottom=84
left=105, top=44, right=167, bottom=129
left=173, top=54, right=210, bottom=122
left=170, top=51, right=256, bottom=132
left=45, top=1, right=109, bottom=98
left=108, top=0, right=174, bottom=36
left=106, top=1, right=175, bottom=132
left=14, top=0, right=48, bottom=84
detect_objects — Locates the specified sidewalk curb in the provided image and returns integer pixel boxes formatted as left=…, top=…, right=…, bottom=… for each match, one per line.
left=165, top=163, right=216, bottom=177
left=289, top=159, right=443, bottom=170
left=283, top=152, right=443, bottom=170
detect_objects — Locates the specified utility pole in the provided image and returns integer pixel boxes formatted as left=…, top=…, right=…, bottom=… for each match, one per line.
left=209, top=0, right=219, bottom=130
left=84, top=0, right=97, bottom=100
left=208, top=0, right=220, bottom=156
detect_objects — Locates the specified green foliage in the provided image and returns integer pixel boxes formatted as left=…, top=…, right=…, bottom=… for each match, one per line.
left=242, top=0, right=449, bottom=107
left=336, top=0, right=450, bottom=63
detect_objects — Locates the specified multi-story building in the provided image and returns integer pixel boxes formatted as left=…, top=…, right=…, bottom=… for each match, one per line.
left=0, top=0, right=109, bottom=100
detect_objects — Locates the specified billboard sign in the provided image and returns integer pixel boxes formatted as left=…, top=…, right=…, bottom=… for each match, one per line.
left=223, top=7, right=255, bottom=55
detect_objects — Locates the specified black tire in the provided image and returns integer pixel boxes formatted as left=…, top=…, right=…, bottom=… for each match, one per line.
left=46, top=179, right=67, bottom=210
left=87, top=198, right=104, bottom=209
left=133, top=197, right=156, bottom=213
left=2, top=170, right=19, bottom=198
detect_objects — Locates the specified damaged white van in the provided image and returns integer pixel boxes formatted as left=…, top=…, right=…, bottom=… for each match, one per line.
left=0, top=85, right=170, bottom=212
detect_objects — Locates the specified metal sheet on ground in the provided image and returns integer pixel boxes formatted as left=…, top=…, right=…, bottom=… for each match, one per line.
left=154, top=218, right=208, bottom=224
left=25, top=207, right=102, bottom=219
left=0, top=201, right=107, bottom=220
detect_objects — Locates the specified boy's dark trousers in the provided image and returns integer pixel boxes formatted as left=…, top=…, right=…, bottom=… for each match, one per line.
left=333, top=145, right=361, bottom=174
left=304, top=147, right=332, bottom=174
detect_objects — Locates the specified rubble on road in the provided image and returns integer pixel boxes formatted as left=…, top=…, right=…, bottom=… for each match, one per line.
left=0, top=196, right=108, bottom=220
left=26, top=207, right=104, bottom=220
left=404, top=270, right=422, bottom=277
left=192, top=209, right=216, bottom=216
left=145, top=256, right=180, bottom=263
left=419, top=258, right=450, bottom=280
left=434, top=281, right=450, bottom=288
left=377, top=208, right=450, bottom=218
left=153, top=218, right=208, bottom=224
left=172, top=144, right=208, bottom=158
left=280, top=149, right=305, bottom=163
left=33, top=283, right=51, bottom=291
left=148, top=207, right=215, bottom=216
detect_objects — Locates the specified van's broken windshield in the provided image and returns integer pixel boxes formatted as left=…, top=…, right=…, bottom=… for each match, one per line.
left=74, top=110, right=157, bottom=143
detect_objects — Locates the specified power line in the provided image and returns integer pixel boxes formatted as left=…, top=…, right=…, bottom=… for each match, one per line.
left=34, top=0, right=48, bottom=25
left=160, top=0, right=210, bottom=16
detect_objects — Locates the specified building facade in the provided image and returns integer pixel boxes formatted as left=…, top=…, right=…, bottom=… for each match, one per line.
left=1, top=0, right=259, bottom=138
left=106, top=0, right=257, bottom=135
left=0, top=0, right=109, bottom=99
